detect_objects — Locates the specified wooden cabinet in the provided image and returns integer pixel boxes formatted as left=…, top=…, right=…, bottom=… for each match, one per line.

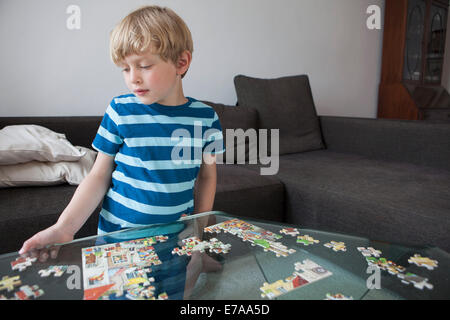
left=378, top=0, right=450, bottom=121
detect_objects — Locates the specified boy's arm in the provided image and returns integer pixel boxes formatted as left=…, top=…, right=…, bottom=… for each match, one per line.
left=19, top=152, right=115, bottom=255
left=193, top=154, right=217, bottom=215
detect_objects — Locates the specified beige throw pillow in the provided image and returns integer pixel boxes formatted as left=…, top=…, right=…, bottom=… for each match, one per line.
left=0, top=125, right=86, bottom=165
left=0, top=147, right=97, bottom=187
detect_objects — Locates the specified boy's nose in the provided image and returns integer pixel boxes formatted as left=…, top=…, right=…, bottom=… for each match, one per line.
left=130, top=69, right=142, bottom=84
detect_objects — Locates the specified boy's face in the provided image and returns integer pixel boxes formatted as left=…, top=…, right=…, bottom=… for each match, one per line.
left=119, top=49, right=190, bottom=106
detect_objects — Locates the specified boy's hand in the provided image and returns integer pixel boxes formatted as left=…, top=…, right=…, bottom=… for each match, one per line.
left=19, top=223, right=74, bottom=262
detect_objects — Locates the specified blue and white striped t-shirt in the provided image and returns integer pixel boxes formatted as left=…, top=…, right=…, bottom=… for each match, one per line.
left=92, top=94, right=224, bottom=234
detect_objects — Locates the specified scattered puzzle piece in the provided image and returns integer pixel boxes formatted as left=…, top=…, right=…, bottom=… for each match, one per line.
left=357, top=247, right=381, bottom=258
left=38, top=265, right=69, bottom=277
left=324, top=241, right=346, bottom=252
left=11, top=256, right=37, bottom=272
left=280, top=228, right=299, bottom=237
left=325, top=293, right=353, bottom=300
left=260, top=259, right=332, bottom=299
left=0, top=275, right=22, bottom=292
left=172, top=237, right=231, bottom=256
left=205, top=219, right=295, bottom=257
left=14, top=285, right=44, bottom=300
left=397, top=272, right=433, bottom=290
left=365, top=257, right=406, bottom=275
left=408, top=254, right=438, bottom=270
left=296, top=235, right=319, bottom=246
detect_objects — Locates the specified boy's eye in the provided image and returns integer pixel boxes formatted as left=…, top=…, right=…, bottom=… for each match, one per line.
left=122, top=68, right=129, bottom=72
left=140, top=65, right=152, bottom=69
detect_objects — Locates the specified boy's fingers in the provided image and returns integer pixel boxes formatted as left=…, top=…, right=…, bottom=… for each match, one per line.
left=50, top=246, right=60, bottom=260
left=39, top=248, right=50, bottom=263
left=19, top=239, right=34, bottom=255
left=19, top=234, right=42, bottom=255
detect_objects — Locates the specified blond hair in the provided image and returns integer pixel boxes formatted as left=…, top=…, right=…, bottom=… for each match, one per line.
left=110, top=5, right=193, bottom=78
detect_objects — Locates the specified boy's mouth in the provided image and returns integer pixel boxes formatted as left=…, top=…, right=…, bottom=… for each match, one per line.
left=134, top=89, right=149, bottom=96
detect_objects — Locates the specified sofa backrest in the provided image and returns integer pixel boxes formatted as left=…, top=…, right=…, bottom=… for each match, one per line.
left=319, top=116, right=450, bottom=171
left=0, top=117, right=102, bottom=149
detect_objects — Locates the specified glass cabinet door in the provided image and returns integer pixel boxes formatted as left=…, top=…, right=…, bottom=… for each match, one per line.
left=424, top=2, right=448, bottom=84
left=403, top=0, right=427, bottom=82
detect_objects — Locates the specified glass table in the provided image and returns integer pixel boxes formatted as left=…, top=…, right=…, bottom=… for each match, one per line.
left=0, top=211, right=448, bottom=300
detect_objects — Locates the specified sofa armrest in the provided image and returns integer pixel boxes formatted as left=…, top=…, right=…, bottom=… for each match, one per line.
left=319, top=116, right=450, bottom=171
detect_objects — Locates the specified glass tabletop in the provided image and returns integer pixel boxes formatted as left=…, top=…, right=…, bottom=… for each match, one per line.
left=0, top=211, right=448, bottom=300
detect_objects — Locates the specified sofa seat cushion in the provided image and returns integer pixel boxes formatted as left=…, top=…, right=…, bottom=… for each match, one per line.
left=276, top=151, right=450, bottom=251
left=208, top=164, right=285, bottom=222
left=0, top=185, right=99, bottom=253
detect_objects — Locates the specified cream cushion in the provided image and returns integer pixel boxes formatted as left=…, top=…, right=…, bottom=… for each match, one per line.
left=0, top=125, right=86, bottom=165
left=0, top=147, right=97, bottom=187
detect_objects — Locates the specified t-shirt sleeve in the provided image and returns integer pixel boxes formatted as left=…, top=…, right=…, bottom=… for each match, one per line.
left=202, top=110, right=225, bottom=155
left=92, top=100, right=123, bottom=156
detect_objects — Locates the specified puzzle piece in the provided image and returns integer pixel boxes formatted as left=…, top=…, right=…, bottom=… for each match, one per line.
left=324, top=241, right=346, bottom=252
left=365, top=257, right=406, bottom=275
left=14, top=285, right=44, bottom=300
left=397, top=272, right=433, bottom=290
left=205, top=219, right=295, bottom=257
left=325, top=293, right=353, bottom=300
left=38, top=265, right=69, bottom=277
left=172, top=237, right=231, bottom=256
left=408, top=254, right=438, bottom=270
left=357, top=247, right=381, bottom=258
left=280, top=228, right=299, bottom=237
left=0, top=275, right=22, bottom=292
left=11, top=256, right=37, bottom=272
left=260, top=259, right=332, bottom=299
left=296, top=235, right=319, bottom=246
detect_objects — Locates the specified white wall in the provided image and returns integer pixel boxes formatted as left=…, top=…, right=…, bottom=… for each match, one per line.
left=0, top=0, right=384, bottom=118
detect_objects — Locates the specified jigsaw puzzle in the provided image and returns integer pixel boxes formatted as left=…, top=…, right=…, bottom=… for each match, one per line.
left=296, top=234, right=320, bottom=246
left=365, top=257, right=406, bottom=275
left=205, top=219, right=295, bottom=257
left=0, top=275, right=22, bottom=292
left=325, top=293, right=353, bottom=300
left=279, top=228, right=300, bottom=237
left=324, top=241, right=346, bottom=252
left=397, top=272, right=434, bottom=290
left=357, top=247, right=381, bottom=258
left=260, top=259, right=332, bottom=299
left=172, top=237, right=231, bottom=256
left=14, top=285, right=44, bottom=300
left=38, top=265, right=69, bottom=277
left=408, top=254, right=438, bottom=270
left=10, top=256, right=37, bottom=272
left=81, top=236, right=169, bottom=300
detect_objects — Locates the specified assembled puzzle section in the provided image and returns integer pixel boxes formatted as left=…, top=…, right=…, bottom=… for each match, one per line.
left=171, top=237, right=231, bottom=256
left=205, top=219, right=296, bottom=257
left=81, top=236, right=169, bottom=300
left=259, top=259, right=332, bottom=299
left=358, top=248, right=436, bottom=291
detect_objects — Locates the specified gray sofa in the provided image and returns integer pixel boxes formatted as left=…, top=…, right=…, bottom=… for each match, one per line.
left=1, top=75, right=449, bottom=254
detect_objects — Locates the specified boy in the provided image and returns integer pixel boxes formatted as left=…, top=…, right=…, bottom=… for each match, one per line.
left=19, top=5, right=224, bottom=260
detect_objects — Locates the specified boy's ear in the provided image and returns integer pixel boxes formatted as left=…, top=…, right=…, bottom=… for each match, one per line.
left=176, top=50, right=192, bottom=76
